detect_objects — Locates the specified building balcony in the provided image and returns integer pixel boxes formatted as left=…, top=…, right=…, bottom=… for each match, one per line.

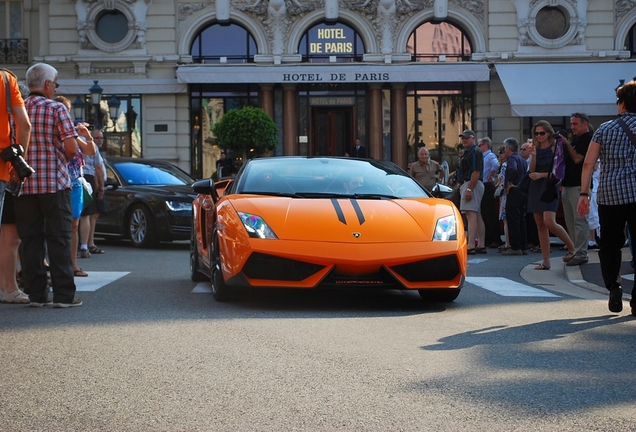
left=0, top=39, right=29, bottom=65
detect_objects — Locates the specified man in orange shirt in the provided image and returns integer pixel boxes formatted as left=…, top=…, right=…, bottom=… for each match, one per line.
left=0, top=69, right=32, bottom=304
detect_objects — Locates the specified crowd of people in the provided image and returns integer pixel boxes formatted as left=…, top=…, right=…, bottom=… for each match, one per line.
left=0, top=63, right=107, bottom=308
left=409, top=81, right=636, bottom=315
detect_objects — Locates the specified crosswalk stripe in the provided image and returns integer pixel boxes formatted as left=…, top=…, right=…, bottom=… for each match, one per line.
left=467, top=276, right=560, bottom=297
left=75, top=271, right=130, bottom=292
left=192, top=282, right=212, bottom=293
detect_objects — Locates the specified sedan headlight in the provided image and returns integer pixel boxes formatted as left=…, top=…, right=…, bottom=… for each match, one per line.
left=165, top=200, right=192, bottom=212
left=433, top=215, right=457, bottom=241
left=238, top=212, right=278, bottom=239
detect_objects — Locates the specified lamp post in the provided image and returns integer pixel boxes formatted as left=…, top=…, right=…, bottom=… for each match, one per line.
left=72, top=96, right=85, bottom=122
left=107, top=96, right=120, bottom=131
left=89, top=80, right=103, bottom=129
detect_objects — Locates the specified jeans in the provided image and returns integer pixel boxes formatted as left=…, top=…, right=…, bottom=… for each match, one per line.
left=15, top=189, right=76, bottom=303
left=598, top=203, right=636, bottom=296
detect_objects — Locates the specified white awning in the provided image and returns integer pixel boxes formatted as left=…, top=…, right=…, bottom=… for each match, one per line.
left=495, top=62, right=636, bottom=117
left=57, top=79, right=187, bottom=95
left=176, top=63, right=491, bottom=84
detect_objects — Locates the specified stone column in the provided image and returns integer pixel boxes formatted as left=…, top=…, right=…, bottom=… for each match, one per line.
left=260, top=84, right=275, bottom=119
left=391, top=84, right=407, bottom=169
left=283, top=84, right=298, bottom=155
left=368, top=84, right=383, bottom=160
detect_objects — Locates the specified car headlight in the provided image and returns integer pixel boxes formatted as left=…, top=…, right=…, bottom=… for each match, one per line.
left=238, top=212, right=278, bottom=239
left=165, top=200, right=192, bottom=212
left=433, top=215, right=457, bottom=241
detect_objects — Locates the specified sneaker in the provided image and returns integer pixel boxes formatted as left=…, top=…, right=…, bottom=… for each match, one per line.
left=79, top=249, right=91, bottom=258
left=565, top=256, right=589, bottom=267
left=52, top=298, right=83, bottom=308
left=608, top=285, right=623, bottom=313
left=29, top=299, right=53, bottom=307
left=0, top=289, right=30, bottom=304
left=501, top=248, right=523, bottom=256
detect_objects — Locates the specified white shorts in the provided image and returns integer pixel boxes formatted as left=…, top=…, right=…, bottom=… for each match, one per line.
left=460, top=181, right=484, bottom=213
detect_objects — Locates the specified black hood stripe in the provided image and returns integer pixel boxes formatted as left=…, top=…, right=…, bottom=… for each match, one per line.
left=349, top=199, right=365, bottom=225
left=331, top=198, right=347, bottom=225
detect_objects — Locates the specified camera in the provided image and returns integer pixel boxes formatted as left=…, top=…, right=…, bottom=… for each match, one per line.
left=1, top=144, right=35, bottom=180
left=555, top=129, right=567, bottom=138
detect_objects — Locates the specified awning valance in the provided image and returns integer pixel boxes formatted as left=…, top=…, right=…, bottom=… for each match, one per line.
left=176, top=63, right=491, bottom=84
left=495, top=62, right=636, bottom=117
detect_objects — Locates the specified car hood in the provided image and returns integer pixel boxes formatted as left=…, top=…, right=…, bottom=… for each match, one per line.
left=123, top=184, right=197, bottom=199
left=227, top=196, right=457, bottom=243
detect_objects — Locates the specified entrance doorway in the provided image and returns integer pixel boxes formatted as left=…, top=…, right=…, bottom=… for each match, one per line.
left=311, top=107, right=353, bottom=156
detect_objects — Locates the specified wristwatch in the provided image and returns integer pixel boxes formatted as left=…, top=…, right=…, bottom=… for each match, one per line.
left=466, top=188, right=472, bottom=192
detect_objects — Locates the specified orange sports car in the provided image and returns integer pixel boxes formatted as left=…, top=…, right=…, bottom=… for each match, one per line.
left=190, top=156, right=467, bottom=302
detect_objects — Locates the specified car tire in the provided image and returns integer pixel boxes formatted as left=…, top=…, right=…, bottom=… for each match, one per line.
left=418, top=288, right=461, bottom=303
left=210, top=232, right=233, bottom=301
left=128, top=204, right=158, bottom=248
left=190, top=220, right=209, bottom=282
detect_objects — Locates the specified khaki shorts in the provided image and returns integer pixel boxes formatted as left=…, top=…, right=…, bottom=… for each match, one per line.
left=460, top=181, right=484, bottom=213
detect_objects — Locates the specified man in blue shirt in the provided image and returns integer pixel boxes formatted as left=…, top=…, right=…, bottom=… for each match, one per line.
left=501, top=138, right=528, bottom=255
left=478, top=137, right=501, bottom=248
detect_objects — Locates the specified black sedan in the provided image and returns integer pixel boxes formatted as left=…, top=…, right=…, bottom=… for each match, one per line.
left=95, top=157, right=197, bottom=248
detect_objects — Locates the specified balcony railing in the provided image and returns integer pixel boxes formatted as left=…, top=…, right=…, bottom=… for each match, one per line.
left=0, top=39, right=29, bottom=65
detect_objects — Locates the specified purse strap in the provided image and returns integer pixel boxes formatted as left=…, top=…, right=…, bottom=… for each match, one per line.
left=1, top=69, right=16, bottom=144
left=617, top=117, right=636, bottom=149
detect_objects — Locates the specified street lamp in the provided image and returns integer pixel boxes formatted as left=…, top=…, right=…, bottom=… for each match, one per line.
left=107, top=96, right=120, bottom=131
left=89, top=80, right=103, bottom=129
left=72, top=96, right=85, bottom=122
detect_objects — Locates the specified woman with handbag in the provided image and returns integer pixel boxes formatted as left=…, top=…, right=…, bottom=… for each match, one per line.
left=527, top=120, right=574, bottom=270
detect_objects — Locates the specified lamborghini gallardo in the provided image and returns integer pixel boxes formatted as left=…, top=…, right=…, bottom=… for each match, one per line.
left=190, top=156, right=467, bottom=302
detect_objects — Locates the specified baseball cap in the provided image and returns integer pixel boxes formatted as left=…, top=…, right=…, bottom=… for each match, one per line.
left=459, top=129, right=476, bottom=138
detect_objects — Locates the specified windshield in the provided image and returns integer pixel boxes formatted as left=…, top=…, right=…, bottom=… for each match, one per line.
left=114, top=162, right=193, bottom=186
left=235, top=157, right=429, bottom=199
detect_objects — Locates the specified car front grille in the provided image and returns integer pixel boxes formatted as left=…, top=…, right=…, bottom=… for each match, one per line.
left=242, top=252, right=326, bottom=281
left=390, top=255, right=461, bottom=282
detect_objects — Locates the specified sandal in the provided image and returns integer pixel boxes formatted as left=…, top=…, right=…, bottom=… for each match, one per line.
left=530, top=246, right=541, bottom=253
left=534, top=264, right=551, bottom=270
left=88, top=246, right=105, bottom=254
left=562, top=252, right=575, bottom=262
left=74, top=269, right=88, bottom=277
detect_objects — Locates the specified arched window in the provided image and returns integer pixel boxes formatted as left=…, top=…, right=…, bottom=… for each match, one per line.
left=625, top=24, right=636, bottom=57
left=298, top=22, right=364, bottom=63
left=191, top=23, right=257, bottom=64
left=407, top=21, right=472, bottom=62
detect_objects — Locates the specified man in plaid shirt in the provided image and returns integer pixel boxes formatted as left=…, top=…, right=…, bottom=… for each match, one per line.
left=15, top=63, right=81, bottom=308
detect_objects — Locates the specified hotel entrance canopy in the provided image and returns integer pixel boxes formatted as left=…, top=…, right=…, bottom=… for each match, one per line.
left=496, top=62, right=636, bottom=117
left=176, top=63, right=491, bottom=84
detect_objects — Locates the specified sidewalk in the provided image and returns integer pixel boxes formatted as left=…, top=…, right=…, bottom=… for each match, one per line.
left=521, top=247, right=634, bottom=301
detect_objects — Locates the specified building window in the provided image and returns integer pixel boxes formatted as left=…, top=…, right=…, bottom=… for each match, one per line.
left=0, top=0, right=20, bottom=38
left=298, top=22, right=364, bottom=63
left=407, top=21, right=472, bottom=62
left=191, top=23, right=257, bottom=64
left=96, top=10, right=128, bottom=44
left=535, top=6, right=568, bottom=40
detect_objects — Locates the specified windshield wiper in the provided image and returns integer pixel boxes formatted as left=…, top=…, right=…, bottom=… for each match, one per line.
left=243, top=191, right=303, bottom=198
left=350, top=193, right=400, bottom=200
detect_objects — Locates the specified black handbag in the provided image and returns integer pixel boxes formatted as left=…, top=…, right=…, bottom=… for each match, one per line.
left=539, top=175, right=559, bottom=203
left=539, top=144, right=559, bottom=203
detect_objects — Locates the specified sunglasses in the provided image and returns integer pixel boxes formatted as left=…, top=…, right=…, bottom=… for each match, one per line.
left=534, top=131, right=548, bottom=136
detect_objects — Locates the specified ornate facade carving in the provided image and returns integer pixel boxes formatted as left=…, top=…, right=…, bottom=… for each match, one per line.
left=74, top=0, right=154, bottom=53
left=514, top=0, right=587, bottom=49
left=616, top=0, right=636, bottom=20
left=179, top=3, right=209, bottom=22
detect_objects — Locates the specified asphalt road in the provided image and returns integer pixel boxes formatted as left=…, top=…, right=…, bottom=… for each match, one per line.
left=1, top=241, right=635, bottom=431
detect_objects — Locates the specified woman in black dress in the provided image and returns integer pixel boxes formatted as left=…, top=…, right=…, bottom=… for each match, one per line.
left=527, top=120, right=574, bottom=270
